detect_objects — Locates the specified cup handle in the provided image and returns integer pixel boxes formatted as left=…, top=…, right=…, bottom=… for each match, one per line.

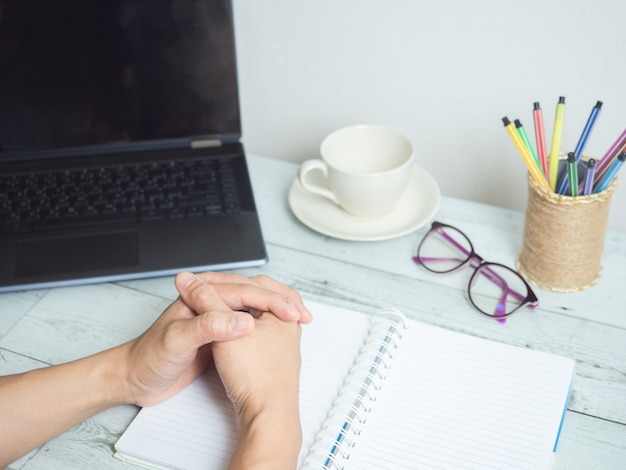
left=298, top=159, right=340, bottom=205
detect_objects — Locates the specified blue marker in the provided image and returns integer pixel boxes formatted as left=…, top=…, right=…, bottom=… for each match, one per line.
left=594, top=151, right=626, bottom=193
left=574, top=101, right=603, bottom=160
left=557, top=100, right=603, bottom=194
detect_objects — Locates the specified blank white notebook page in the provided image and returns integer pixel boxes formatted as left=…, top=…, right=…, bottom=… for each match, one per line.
left=114, top=301, right=372, bottom=469
left=346, top=319, right=575, bottom=470
left=297, top=302, right=372, bottom=465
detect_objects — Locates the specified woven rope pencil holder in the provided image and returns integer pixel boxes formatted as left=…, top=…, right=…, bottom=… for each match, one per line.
left=517, top=172, right=617, bottom=292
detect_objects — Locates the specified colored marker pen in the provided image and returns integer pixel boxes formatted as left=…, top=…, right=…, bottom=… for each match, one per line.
left=594, top=128, right=626, bottom=186
left=514, top=119, right=541, bottom=172
left=557, top=100, right=603, bottom=195
left=582, top=158, right=597, bottom=195
left=502, top=117, right=550, bottom=191
left=555, top=164, right=570, bottom=195
left=566, top=152, right=578, bottom=197
left=594, top=151, right=626, bottom=193
left=574, top=101, right=602, bottom=160
left=548, top=96, right=566, bottom=191
left=533, top=102, right=549, bottom=178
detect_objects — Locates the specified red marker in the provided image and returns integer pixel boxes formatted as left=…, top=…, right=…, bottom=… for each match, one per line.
left=532, top=102, right=549, bottom=179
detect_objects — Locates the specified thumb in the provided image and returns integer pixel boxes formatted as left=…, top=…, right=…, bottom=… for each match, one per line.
left=175, top=271, right=255, bottom=344
left=188, top=308, right=255, bottom=344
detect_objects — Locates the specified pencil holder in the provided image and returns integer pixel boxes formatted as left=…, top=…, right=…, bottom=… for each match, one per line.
left=517, top=172, right=617, bottom=292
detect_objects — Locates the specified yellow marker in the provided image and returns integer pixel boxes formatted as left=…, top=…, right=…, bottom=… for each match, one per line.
left=548, top=96, right=566, bottom=191
left=502, top=117, right=551, bottom=191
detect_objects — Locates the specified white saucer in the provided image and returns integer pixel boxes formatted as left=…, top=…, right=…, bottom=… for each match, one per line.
left=288, top=165, right=440, bottom=241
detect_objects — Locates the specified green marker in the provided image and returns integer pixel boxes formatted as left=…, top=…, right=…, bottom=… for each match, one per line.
left=514, top=119, right=542, bottom=174
left=567, top=152, right=579, bottom=197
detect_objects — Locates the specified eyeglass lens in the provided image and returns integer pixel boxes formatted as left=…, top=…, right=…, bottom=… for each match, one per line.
left=418, top=224, right=531, bottom=318
left=417, top=224, right=472, bottom=273
left=469, top=264, right=530, bottom=317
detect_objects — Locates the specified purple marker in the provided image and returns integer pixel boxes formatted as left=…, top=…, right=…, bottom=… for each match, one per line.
left=595, top=152, right=626, bottom=193
left=582, top=159, right=597, bottom=195
left=594, top=128, right=626, bottom=185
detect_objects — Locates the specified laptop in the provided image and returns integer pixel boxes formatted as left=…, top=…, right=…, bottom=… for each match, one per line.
left=0, top=0, right=268, bottom=293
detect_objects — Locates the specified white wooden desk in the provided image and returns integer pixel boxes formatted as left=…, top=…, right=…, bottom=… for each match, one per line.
left=2, top=155, right=625, bottom=469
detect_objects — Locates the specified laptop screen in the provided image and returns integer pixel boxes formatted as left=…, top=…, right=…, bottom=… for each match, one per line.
left=0, top=0, right=241, bottom=157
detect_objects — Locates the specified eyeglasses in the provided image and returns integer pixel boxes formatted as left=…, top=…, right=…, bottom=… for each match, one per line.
left=412, top=221, right=538, bottom=322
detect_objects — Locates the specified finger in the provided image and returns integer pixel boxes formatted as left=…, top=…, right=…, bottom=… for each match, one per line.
left=196, top=272, right=313, bottom=324
left=250, top=275, right=313, bottom=324
left=175, top=271, right=232, bottom=314
left=188, top=309, right=255, bottom=343
left=166, top=303, right=255, bottom=350
left=175, top=272, right=266, bottom=331
left=211, top=283, right=303, bottom=322
left=177, top=271, right=276, bottom=321
left=175, top=272, right=254, bottom=344
left=173, top=272, right=255, bottom=344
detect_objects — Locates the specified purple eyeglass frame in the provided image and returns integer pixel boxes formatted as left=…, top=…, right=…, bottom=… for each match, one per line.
left=412, top=221, right=539, bottom=322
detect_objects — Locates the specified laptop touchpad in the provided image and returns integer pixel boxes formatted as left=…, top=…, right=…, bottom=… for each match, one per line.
left=16, top=230, right=139, bottom=278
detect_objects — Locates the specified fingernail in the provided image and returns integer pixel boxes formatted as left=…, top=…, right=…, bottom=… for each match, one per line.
left=177, top=272, right=198, bottom=289
left=231, top=312, right=253, bottom=333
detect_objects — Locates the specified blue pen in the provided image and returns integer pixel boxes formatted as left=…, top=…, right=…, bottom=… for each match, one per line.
left=594, top=151, right=626, bottom=193
left=582, top=159, right=597, bottom=195
left=556, top=166, right=569, bottom=195
left=574, top=101, right=603, bottom=160
left=557, top=100, right=603, bottom=194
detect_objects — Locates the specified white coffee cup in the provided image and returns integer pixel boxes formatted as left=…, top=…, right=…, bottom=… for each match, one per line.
left=298, top=125, right=414, bottom=217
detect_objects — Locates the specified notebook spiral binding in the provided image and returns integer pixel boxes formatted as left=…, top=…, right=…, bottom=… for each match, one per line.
left=301, top=308, right=407, bottom=469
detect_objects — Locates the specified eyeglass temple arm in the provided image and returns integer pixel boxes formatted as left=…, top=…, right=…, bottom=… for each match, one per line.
left=493, top=276, right=538, bottom=323
left=436, top=228, right=472, bottom=257
left=477, top=266, right=527, bottom=303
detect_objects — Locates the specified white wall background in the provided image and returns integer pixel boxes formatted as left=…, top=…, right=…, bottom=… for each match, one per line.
left=232, top=0, right=626, bottom=231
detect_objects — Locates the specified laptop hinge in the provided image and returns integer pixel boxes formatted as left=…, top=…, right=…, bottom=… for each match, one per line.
left=190, top=139, right=222, bottom=149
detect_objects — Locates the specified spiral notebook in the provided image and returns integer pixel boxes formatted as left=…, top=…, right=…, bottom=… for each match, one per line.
left=114, top=301, right=575, bottom=470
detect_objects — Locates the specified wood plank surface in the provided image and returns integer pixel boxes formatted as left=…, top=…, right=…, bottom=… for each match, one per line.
left=1, top=155, right=624, bottom=469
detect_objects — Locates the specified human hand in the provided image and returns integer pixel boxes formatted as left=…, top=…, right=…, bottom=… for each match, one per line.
left=0, top=271, right=309, bottom=467
left=212, top=311, right=302, bottom=420
left=195, top=271, right=313, bottom=324
left=212, top=309, right=303, bottom=469
left=120, top=271, right=311, bottom=408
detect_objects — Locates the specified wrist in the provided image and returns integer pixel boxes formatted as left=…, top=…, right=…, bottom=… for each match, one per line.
left=230, top=401, right=302, bottom=469
left=90, top=342, right=135, bottom=408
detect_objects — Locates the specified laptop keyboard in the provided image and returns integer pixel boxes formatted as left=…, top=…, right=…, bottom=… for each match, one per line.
left=0, top=158, right=241, bottom=234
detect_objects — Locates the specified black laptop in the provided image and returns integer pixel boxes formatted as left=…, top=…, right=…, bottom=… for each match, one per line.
left=0, top=0, right=268, bottom=292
